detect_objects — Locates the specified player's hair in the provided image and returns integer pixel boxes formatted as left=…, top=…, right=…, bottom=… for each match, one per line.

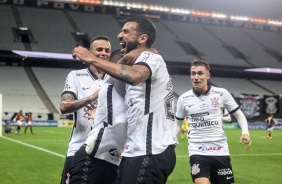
left=89, top=35, right=110, bottom=51
left=191, top=59, right=210, bottom=71
left=90, top=35, right=110, bottom=43
left=109, top=49, right=122, bottom=63
left=124, top=17, right=156, bottom=48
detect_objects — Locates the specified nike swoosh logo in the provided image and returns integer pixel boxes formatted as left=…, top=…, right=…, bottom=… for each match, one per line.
left=188, top=104, right=195, bottom=108
left=82, top=87, right=91, bottom=90
left=226, top=176, right=233, bottom=180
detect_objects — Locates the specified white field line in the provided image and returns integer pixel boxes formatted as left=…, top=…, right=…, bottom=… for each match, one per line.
left=1, top=136, right=65, bottom=158
left=2, top=136, right=282, bottom=158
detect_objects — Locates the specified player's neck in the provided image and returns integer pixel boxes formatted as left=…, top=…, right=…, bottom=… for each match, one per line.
left=90, top=66, right=104, bottom=78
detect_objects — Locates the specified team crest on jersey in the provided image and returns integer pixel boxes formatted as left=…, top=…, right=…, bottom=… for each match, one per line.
left=211, top=97, right=220, bottom=108
left=109, top=148, right=120, bottom=157
left=191, top=164, right=200, bottom=175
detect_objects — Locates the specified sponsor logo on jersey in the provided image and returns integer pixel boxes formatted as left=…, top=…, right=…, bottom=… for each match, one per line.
left=191, top=121, right=219, bottom=129
left=198, top=146, right=221, bottom=151
left=188, top=104, right=195, bottom=108
left=128, top=100, right=134, bottom=107
left=64, top=84, right=71, bottom=90
left=66, top=173, right=70, bottom=184
left=217, top=168, right=233, bottom=176
left=82, top=87, right=91, bottom=90
left=124, top=144, right=131, bottom=150
left=109, top=148, right=120, bottom=157
left=212, top=90, right=223, bottom=96
left=191, top=112, right=209, bottom=117
left=76, top=73, right=89, bottom=76
left=191, top=164, right=200, bottom=175
left=140, top=51, right=152, bottom=62
left=183, top=95, right=194, bottom=99
left=211, top=97, right=220, bottom=108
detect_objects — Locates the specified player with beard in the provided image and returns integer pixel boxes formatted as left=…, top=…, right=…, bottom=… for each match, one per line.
left=72, top=17, right=177, bottom=184
left=60, top=36, right=111, bottom=184
left=175, top=59, right=251, bottom=184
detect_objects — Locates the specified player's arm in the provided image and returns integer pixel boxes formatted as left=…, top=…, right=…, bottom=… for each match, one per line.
left=175, top=118, right=184, bottom=136
left=232, top=109, right=252, bottom=150
left=60, top=89, right=99, bottom=114
left=222, top=114, right=231, bottom=122
left=72, top=46, right=156, bottom=86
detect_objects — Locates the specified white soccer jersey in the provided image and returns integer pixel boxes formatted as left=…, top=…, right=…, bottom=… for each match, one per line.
left=176, top=85, right=239, bottom=156
left=122, top=51, right=178, bottom=157
left=85, top=75, right=127, bottom=166
left=62, top=67, right=105, bottom=157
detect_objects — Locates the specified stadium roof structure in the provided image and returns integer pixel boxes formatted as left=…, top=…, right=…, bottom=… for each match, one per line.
left=52, top=0, right=282, bottom=20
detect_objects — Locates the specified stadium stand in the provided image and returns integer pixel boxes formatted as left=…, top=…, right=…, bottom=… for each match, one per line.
left=31, top=67, right=73, bottom=113
left=0, top=5, right=25, bottom=51
left=0, top=66, right=48, bottom=113
left=162, top=20, right=250, bottom=67
left=17, top=6, right=76, bottom=53
left=205, top=25, right=282, bottom=68
left=209, top=77, right=274, bottom=97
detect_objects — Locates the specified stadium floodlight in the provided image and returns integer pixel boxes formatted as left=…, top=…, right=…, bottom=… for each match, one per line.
left=244, top=68, right=282, bottom=74
left=12, top=50, right=74, bottom=60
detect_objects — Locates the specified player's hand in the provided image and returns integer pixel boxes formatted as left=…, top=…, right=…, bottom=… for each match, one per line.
left=239, top=134, right=251, bottom=150
left=72, top=46, right=94, bottom=64
left=83, top=103, right=96, bottom=120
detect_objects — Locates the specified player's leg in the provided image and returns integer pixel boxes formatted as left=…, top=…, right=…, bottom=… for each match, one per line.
left=209, top=156, right=234, bottom=184
left=180, top=130, right=184, bottom=139
left=184, top=130, right=188, bottom=140
left=268, top=130, right=273, bottom=139
left=24, top=125, right=28, bottom=134
left=116, top=145, right=176, bottom=184
left=70, top=145, right=118, bottom=184
left=60, top=156, right=74, bottom=184
left=30, top=125, right=34, bottom=134
left=28, top=122, right=34, bottom=134
left=190, top=155, right=211, bottom=184
left=16, top=121, right=22, bottom=134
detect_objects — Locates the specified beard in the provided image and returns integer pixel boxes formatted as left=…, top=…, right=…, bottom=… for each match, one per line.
left=125, top=39, right=139, bottom=54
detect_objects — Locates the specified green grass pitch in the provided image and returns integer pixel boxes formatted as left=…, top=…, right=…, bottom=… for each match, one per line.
left=1, top=127, right=282, bottom=184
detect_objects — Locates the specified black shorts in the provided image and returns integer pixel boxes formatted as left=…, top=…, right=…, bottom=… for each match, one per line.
left=190, top=155, right=234, bottom=184
left=116, top=145, right=176, bottom=184
left=69, top=145, right=118, bottom=184
left=60, top=156, right=74, bottom=184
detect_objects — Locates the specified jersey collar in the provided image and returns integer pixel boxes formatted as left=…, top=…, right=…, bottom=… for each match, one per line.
left=193, top=84, right=211, bottom=97
left=87, top=67, right=106, bottom=80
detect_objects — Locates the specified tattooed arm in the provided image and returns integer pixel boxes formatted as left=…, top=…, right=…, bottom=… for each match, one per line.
left=72, top=47, right=156, bottom=85
left=60, top=90, right=99, bottom=114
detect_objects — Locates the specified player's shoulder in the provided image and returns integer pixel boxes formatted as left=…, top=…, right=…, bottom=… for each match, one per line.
left=210, top=86, right=230, bottom=95
left=137, top=51, right=162, bottom=62
left=179, top=89, right=194, bottom=100
left=68, top=68, right=88, bottom=76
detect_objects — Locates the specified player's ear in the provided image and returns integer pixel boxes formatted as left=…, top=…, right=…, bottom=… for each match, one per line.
left=207, top=71, right=211, bottom=79
left=138, top=34, right=148, bottom=45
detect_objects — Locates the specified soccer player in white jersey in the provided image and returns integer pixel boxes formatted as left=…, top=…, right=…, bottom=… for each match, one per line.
left=69, top=49, right=156, bottom=184
left=60, top=36, right=111, bottom=184
left=72, top=17, right=178, bottom=184
left=175, top=60, right=252, bottom=184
